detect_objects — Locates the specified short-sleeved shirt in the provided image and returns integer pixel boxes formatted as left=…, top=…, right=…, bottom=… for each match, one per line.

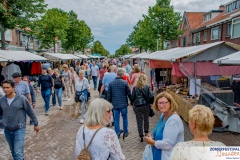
left=102, top=72, right=117, bottom=91
left=15, top=81, right=30, bottom=97
left=62, top=71, right=71, bottom=82
left=125, top=65, right=131, bottom=74
left=91, top=65, right=99, bottom=77
left=99, top=69, right=107, bottom=80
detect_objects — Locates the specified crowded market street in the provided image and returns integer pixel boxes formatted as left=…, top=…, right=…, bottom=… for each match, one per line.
left=0, top=83, right=239, bottom=160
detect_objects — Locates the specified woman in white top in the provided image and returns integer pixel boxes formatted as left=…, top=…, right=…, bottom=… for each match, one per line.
left=170, top=105, right=225, bottom=160
left=75, top=98, right=125, bottom=160
left=75, top=70, right=90, bottom=124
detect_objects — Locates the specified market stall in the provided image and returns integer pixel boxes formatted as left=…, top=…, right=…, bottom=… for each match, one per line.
left=213, top=51, right=240, bottom=65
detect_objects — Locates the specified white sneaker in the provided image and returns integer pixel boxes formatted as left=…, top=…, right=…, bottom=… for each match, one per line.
left=0, top=129, right=4, bottom=135
left=80, top=119, right=84, bottom=124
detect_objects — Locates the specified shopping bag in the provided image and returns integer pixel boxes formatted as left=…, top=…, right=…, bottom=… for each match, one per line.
left=142, top=144, right=153, bottom=160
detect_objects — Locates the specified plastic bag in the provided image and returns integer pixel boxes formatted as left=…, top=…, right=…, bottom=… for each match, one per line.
left=142, top=144, right=153, bottom=160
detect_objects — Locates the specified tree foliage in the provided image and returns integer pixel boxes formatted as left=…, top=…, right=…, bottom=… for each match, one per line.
left=62, top=10, right=93, bottom=53
left=115, top=44, right=132, bottom=56
left=0, top=0, right=47, bottom=49
left=92, top=40, right=109, bottom=56
left=126, top=0, right=183, bottom=51
left=34, top=8, right=70, bottom=52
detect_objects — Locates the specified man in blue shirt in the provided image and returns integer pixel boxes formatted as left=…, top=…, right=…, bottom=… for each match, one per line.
left=12, top=72, right=31, bottom=104
left=125, top=61, right=131, bottom=74
left=99, top=65, right=117, bottom=100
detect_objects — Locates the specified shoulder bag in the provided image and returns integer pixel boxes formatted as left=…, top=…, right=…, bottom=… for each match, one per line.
left=139, top=87, right=155, bottom=117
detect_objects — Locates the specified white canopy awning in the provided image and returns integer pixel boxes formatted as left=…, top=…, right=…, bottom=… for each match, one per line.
left=38, top=53, right=79, bottom=60
left=0, top=50, right=47, bottom=61
left=75, top=54, right=89, bottom=59
left=0, top=57, right=8, bottom=62
left=130, top=52, right=149, bottom=59
left=213, top=51, right=240, bottom=65
left=146, top=41, right=224, bottom=61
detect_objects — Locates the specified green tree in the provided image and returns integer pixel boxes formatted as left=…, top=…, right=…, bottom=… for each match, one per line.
left=34, top=8, right=70, bottom=52
left=115, top=44, right=132, bottom=56
left=0, top=0, right=47, bottom=50
left=92, top=40, right=109, bottom=56
left=62, top=10, right=93, bottom=54
left=148, top=0, right=183, bottom=50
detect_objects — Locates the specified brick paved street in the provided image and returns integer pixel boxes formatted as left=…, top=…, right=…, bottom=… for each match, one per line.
left=0, top=84, right=240, bottom=160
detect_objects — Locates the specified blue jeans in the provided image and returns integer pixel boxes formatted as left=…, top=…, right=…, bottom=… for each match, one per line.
left=4, top=128, right=26, bottom=160
left=41, top=89, right=51, bottom=112
left=51, top=92, right=56, bottom=106
left=92, top=76, right=98, bottom=89
left=113, top=107, right=128, bottom=136
left=54, top=87, right=63, bottom=107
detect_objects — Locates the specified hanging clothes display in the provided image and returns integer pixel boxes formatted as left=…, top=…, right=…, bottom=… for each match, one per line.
left=31, top=62, right=42, bottom=75
left=1, top=63, right=21, bottom=80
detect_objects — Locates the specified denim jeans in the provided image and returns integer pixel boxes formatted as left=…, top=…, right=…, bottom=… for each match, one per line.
left=92, top=76, right=98, bottom=89
left=113, top=107, right=128, bottom=136
left=41, top=89, right=51, bottom=112
left=54, top=87, right=63, bottom=107
left=4, top=128, right=26, bottom=160
left=51, top=92, right=56, bottom=106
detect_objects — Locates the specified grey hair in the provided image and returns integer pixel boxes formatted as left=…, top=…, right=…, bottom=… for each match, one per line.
left=117, top=68, right=126, bottom=76
left=78, top=70, right=85, bottom=74
left=110, top=65, right=117, bottom=72
left=84, top=98, right=113, bottom=126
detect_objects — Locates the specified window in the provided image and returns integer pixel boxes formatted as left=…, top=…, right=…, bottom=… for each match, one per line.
left=204, top=30, right=207, bottom=41
left=211, top=27, right=221, bottom=40
left=204, top=14, right=212, bottom=21
left=193, top=32, right=200, bottom=45
left=232, top=18, right=240, bottom=38
left=226, top=4, right=232, bottom=13
left=226, top=23, right=232, bottom=37
left=182, top=37, right=186, bottom=47
left=226, top=0, right=239, bottom=13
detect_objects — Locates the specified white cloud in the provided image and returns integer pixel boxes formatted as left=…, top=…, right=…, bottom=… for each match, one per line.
left=45, top=0, right=231, bottom=53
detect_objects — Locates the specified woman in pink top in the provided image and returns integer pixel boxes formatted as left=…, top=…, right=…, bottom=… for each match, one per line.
left=131, top=66, right=141, bottom=92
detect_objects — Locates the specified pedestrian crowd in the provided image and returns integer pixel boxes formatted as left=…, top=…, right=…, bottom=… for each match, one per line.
left=0, top=57, right=226, bottom=160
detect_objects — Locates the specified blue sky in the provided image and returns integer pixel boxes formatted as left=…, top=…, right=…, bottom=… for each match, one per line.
left=45, top=0, right=231, bottom=54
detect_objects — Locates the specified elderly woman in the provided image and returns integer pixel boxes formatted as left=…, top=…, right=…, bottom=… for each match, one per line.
left=75, top=98, right=125, bottom=160
left=75, top=70, right=90, bottom=124
left=170, top=105, right=225, bottom=160
left=62, top=64, right=72, bottom=101
left=132, top=74, right=154, bottom=142
left=145, top=92, right=184, bottom=160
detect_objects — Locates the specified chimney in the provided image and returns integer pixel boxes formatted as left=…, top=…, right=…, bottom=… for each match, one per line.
left=219, top=4, right=225, bottom=10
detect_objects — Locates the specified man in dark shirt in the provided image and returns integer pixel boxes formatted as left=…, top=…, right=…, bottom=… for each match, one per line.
left=37, top=67, right=54, bottom=115
left=108, top=68, right=132, bottom=139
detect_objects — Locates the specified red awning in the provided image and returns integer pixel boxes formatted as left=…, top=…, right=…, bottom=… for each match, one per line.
left=149, top=60, right=172, bottom=68
left=172, top=62, right=240, bottom=77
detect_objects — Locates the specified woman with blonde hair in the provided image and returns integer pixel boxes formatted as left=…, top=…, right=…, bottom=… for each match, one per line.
left=145, top=92, right=184, bottom=160
left=170, top=105, right=225, bottom=160
left=62, top=64, right=72, bottom=100
left=131, top=74, right=154, bottom=142
left=75, top=98, right=125, bottom=160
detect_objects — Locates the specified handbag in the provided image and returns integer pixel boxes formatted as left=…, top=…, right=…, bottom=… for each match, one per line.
left=75, top=80, right=85, bottom=103
left=139, top=87, right=155, bottom=117
left=142, top=144, right=153, bottom=160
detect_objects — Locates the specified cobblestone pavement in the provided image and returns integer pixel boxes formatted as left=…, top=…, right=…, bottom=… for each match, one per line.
left=0, top=84, right=240, bottom=160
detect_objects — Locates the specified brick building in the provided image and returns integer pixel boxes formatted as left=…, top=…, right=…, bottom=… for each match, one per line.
left=170, top=0, right=240, bottom=48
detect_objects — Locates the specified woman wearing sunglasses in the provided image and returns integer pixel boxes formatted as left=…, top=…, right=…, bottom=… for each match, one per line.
left=145, top=92, right=184, bottom=160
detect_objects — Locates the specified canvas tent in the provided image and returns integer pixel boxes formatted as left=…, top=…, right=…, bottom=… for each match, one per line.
left=37, top=52, right=79, bottom=60
left=213, top=51, right=240, bottom=65
left=75, top=54, right=89, bottom=59
left=0, top=50, right=47, bottom=61
left=130, top=52, right=149, bottom=59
